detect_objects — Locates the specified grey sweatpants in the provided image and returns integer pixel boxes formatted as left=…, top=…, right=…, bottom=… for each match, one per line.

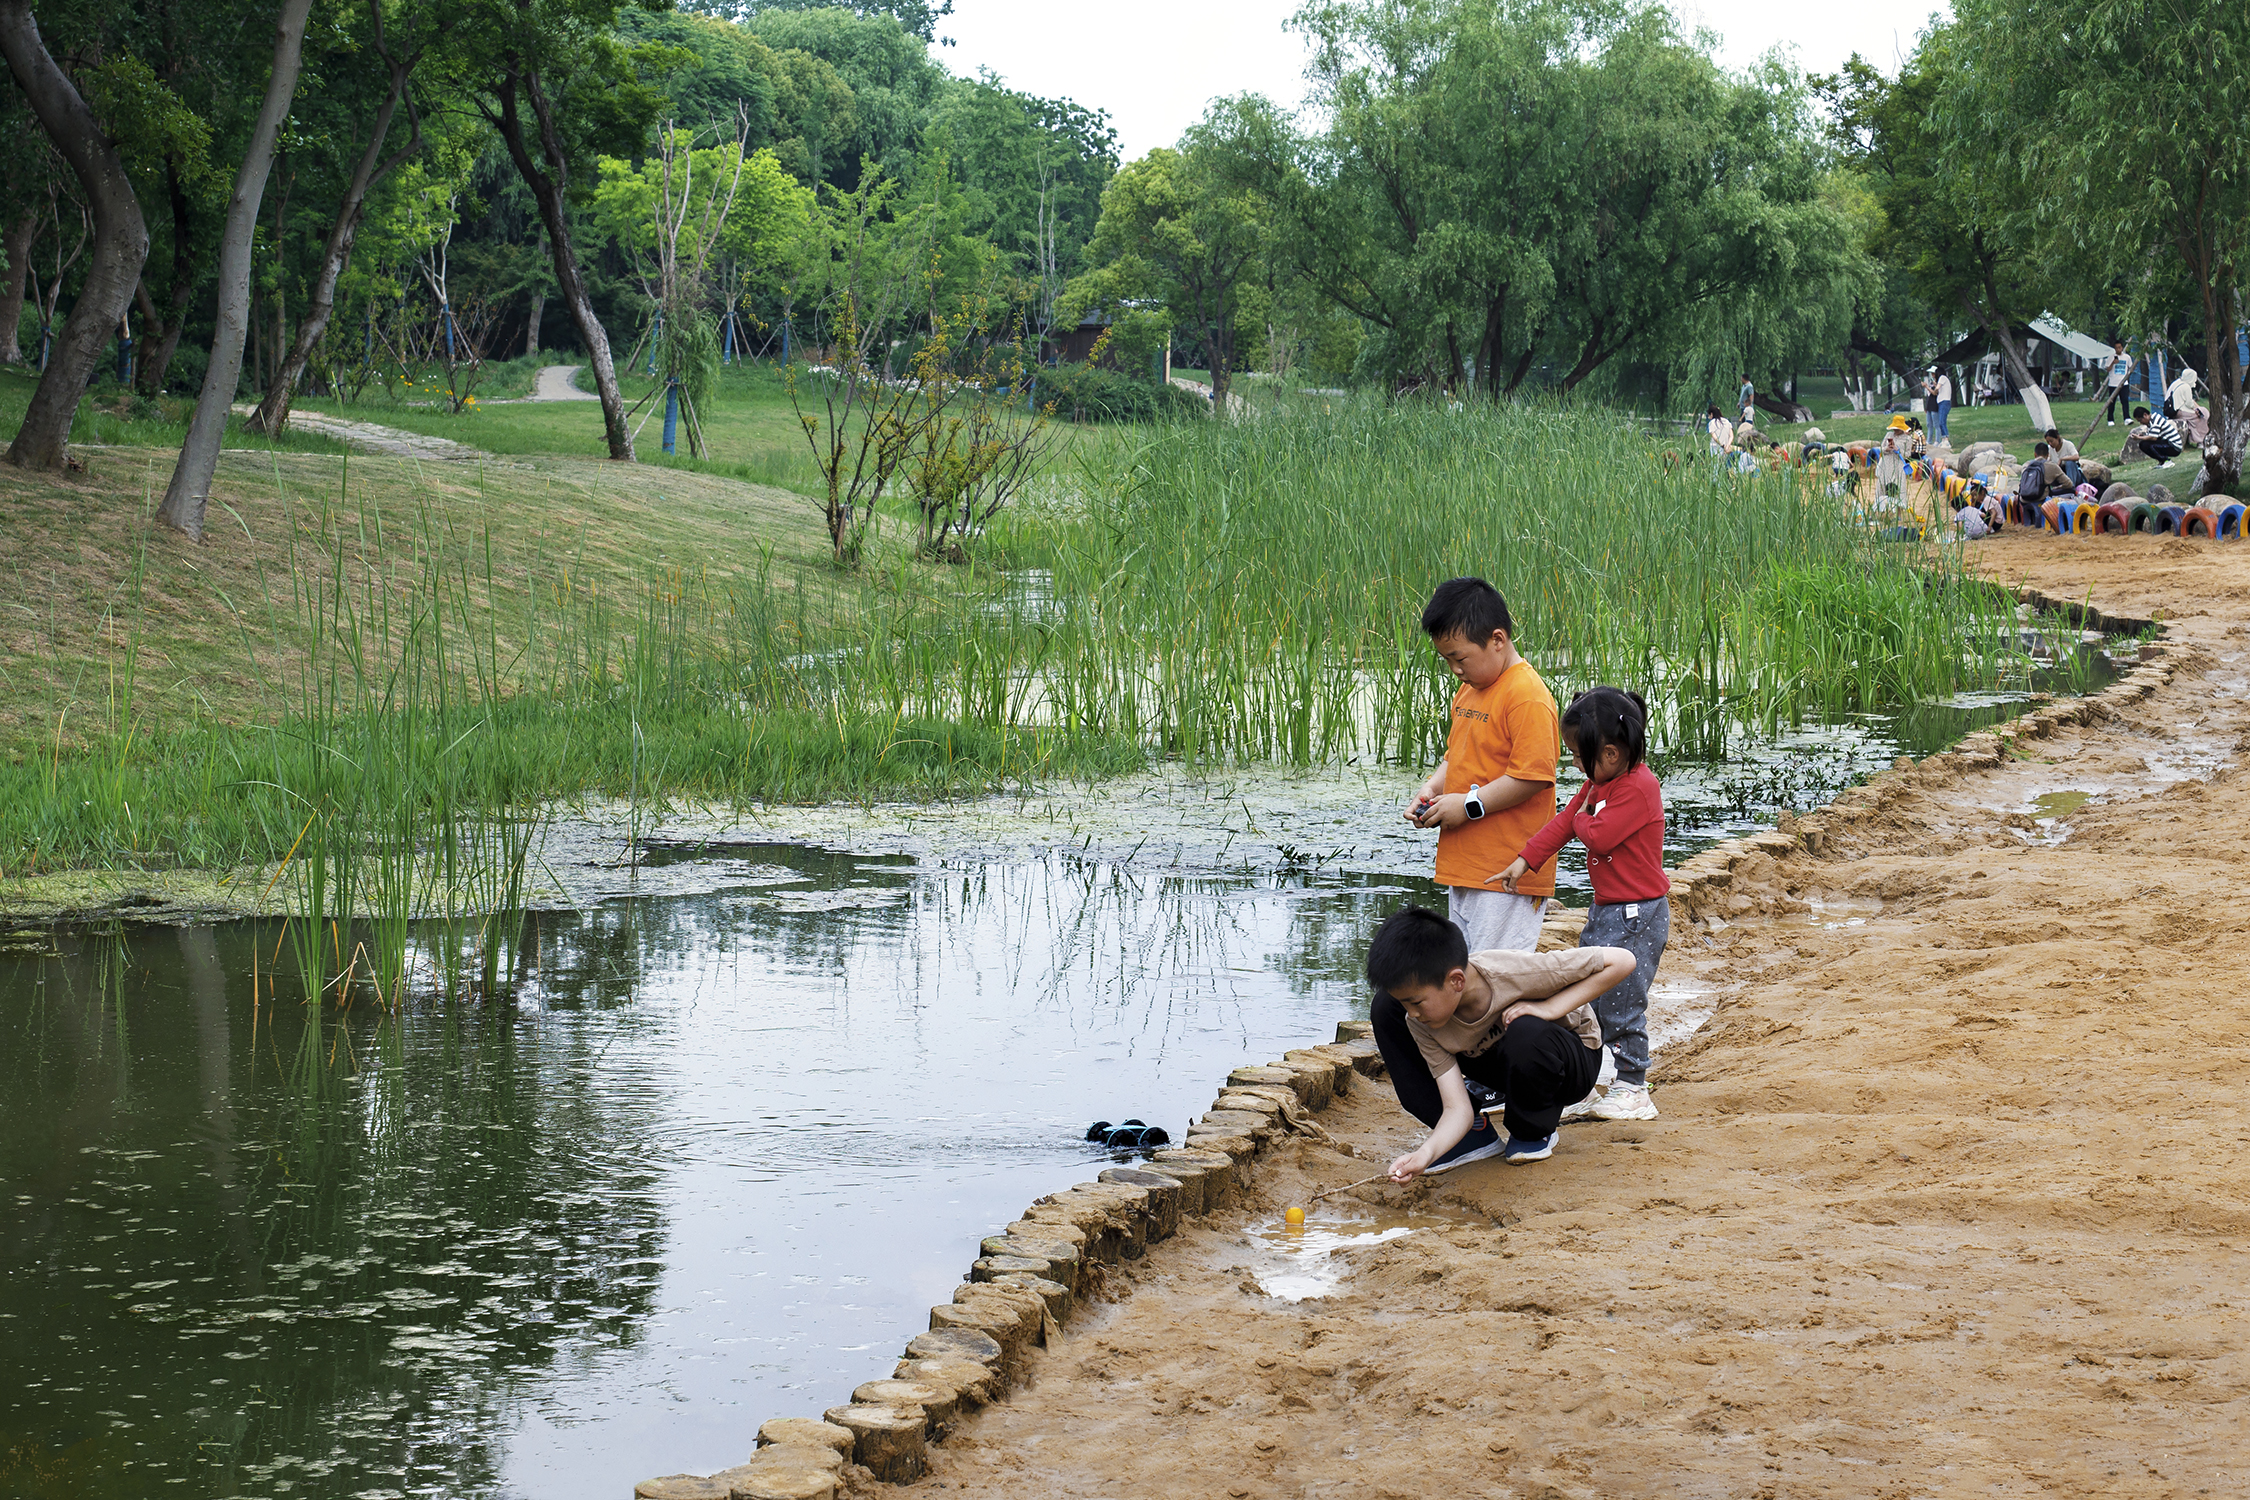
left=1578, top=897, right=1669, bottom=1086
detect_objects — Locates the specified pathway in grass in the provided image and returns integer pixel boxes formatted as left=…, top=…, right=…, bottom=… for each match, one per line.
left=528, top=365, right=596, bottom=401
left=233, top=404, right=495, bottom=462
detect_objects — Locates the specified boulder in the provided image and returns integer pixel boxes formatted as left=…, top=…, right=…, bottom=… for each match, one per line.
left=2078, top=458, right=2112, bottom=486
left=2099, top=482, right=2136, bottom=506
left=2148, top=483, right=2175, bottom=506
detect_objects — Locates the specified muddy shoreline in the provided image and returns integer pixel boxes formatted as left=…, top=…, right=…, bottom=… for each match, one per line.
left=880, top=532, right=2250, bottom=1499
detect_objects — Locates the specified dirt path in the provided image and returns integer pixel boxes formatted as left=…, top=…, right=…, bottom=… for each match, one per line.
left=529, top=364, right=597, bottom=401
left=240, top=405, right=493, bottom=462
left=913, top=531, right=2250, bottom=1499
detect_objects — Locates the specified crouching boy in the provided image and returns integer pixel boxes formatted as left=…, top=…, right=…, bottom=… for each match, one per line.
left=1366, top=906, right=1637, bottom=1178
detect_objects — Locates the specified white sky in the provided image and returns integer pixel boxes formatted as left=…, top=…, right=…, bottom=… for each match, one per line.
left=936, top=0, right=1950, bottom=161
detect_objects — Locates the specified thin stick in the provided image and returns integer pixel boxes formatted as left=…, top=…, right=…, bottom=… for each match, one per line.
left=1308, top=1173, right=1388, bottom=1203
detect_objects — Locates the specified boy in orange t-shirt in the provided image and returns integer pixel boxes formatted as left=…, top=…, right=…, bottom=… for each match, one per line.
left=1377, top=580, right=1557, bottom=1119
left=1391, top=578, right=1560, bottom=1119
left=1405, top=578, right=1561, bottom=944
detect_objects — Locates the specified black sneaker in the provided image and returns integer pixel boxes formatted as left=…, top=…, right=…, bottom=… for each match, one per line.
left=1502, top=1131, right=1558, bottom=1164
left=1462, top=1078, right=1503, bottom=1121
left=1424, top=1119, right=1504, bottom=1174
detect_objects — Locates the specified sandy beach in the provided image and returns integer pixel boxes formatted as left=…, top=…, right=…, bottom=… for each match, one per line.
left=906, top=530, right=2250, bottom=1499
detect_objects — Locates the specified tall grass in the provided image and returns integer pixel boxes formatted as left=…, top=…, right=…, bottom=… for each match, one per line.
left=3, top=400, right=2028, bottom=914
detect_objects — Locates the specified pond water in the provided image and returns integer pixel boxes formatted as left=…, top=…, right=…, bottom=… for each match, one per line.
left=0, top=650, right=2118, bottom=1500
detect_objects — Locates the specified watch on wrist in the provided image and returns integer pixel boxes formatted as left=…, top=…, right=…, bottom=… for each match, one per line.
left=1464, top=784, right=1486, bottom=821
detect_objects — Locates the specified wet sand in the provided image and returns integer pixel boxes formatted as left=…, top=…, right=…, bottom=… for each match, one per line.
left=911, top=531, right=2250, bottom=1499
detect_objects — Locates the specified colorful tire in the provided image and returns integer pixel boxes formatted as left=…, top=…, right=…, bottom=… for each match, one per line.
left=2157, top=505, right=2187, bottom=535
left=2095, top=502, right=2131, bottom=534
left=2182, top=506, right=2220, bottom=538
left=2219, top=503, right=2246, bottom=539
left=2041, top=499, right=2063, bottom=533
left=2070, top=501, right=2095, bottom=535
left=2127, top=502, right=2162, bottom=533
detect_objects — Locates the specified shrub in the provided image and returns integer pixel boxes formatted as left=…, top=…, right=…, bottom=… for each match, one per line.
left=1034, top=363, right=1209, bottom=424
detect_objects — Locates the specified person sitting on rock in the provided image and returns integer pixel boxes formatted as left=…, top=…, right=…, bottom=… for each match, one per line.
left=2040, top=427, right=2085, bottom=489
left=2124, top=407, right=2182, bottom=466
left=1365, top=906, right=1636, bottom=1175
left=2029, top=441, right=2076, bottom=497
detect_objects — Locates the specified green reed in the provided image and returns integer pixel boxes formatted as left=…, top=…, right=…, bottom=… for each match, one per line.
left=4, top=398, right=2032, bottom=949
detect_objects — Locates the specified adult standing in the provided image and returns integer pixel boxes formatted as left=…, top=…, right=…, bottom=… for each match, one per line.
left=1737, top=373, right=1755, bottom=424
left=1929, top=366, right=1953, bottom=444
left=2099, top=339, right=2133, bottom=424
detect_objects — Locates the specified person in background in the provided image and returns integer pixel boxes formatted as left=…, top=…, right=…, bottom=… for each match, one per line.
left=1706, top=404, right=1734, bottom=457
left=2124, top=407, right=2182, bottom=466
left=1930, top=366, right=1953, bottom=444
left=2100, top=339, right=2133, bottom=424
left=2164, top=364, right=2199, bottom=420
left=2042, top=427, right=2084, bottom=488
left=1738, top=373, right=1756, bottom=424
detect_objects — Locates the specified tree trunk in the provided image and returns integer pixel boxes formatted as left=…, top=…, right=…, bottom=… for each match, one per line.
left=1960, top=293, right=2051, bottom=431
left=0, top=207, right=37, bottom=363
left=158, top=0, right=313, bottom=537
left=491, top=70, right=632, bottom=459
left=1753, top=392, right=1812, bottom=424
left=133, top=281, right=186, bottom=395
left=0, top=3, right=149, bottom=470
left=524, top=288, right=542, bottom=355
left=136, top=159, right=199, bottom=394
left=1207, top=319, right=1232, bottom=409
left=248, top=54, right=415, bottom=436
left=2190, top=283, right=2244, bottom=497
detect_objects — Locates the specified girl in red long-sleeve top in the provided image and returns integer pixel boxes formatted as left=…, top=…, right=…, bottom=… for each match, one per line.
left=1487, top=686, right=1670, bottom=1122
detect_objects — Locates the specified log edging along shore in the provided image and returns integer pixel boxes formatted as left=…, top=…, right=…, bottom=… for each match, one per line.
left=632, top=606, right=2173, bottom=1500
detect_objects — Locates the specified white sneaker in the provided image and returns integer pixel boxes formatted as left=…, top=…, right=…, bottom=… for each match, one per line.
left=1559, top=1087, right=1605, bottom=1122
left=1590, top=1083, right=1659, bottom=1121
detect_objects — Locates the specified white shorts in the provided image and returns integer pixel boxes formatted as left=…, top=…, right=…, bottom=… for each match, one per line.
left=1446, top=886, right=1546, bottom=953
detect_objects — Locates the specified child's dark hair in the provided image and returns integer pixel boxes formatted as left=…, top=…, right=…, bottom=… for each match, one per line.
left=1561, top=685, right=1649, bottom=773
left=1365, top=906, right=1468, bottom=995
left=1420, top=577, right=1514, bottom=644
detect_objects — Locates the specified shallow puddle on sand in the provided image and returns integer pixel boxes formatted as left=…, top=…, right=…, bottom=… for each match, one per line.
left=1240, top=1203, right=1479, bottom=1302
left=2030, top=788, right=2096, bottom=818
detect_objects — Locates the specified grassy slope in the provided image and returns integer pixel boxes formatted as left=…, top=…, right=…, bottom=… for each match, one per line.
left=0, top=438, right=840, bottom=764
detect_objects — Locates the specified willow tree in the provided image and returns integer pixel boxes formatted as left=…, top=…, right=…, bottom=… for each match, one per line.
left=1947, top=0, right=2250, bottom=493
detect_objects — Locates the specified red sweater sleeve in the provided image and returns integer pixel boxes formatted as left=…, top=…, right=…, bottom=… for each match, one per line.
left=1516, top=780, right=1588, bottom=873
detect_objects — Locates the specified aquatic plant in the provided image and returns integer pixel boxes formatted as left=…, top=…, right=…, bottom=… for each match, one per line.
left=2, top=398, right=2033, bottom=954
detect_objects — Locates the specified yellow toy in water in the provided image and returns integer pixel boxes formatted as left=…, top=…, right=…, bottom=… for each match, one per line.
left=1284, top=1205, right=1306, bottom=1226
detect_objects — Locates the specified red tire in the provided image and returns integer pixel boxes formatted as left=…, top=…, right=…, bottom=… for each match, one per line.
left=2095, top=502, right=2131, bottom=534
left=2183, top=506, right=2220, bottom=538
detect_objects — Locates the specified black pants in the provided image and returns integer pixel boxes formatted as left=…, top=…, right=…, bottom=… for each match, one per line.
left=1371, top=997, right=1604, bottom=1141
left=2100, top=385, right=2130, bottom=421
left=2144, top=439, right=2182, bottom=462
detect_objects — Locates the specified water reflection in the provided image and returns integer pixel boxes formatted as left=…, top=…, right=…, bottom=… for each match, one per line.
left=2, top=851, right=1406, bottom=1500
